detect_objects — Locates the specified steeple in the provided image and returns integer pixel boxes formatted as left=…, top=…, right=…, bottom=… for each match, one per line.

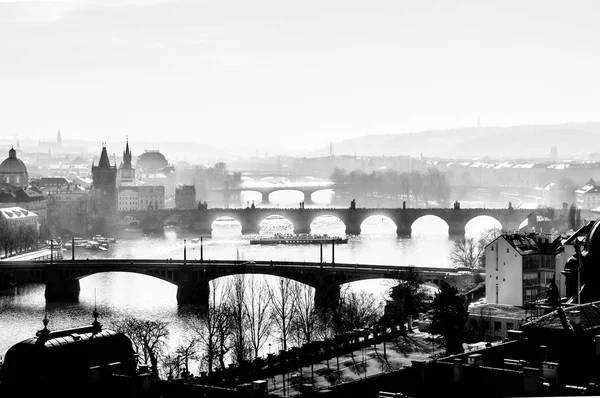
left=98, top=141, right=111, bottom=168
left=57, top=130, right=62, bottom=146
left=123, top=137, right=132, bottom=168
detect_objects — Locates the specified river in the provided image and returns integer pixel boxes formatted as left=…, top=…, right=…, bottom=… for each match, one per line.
left=0, top=189, right=536, bottom=370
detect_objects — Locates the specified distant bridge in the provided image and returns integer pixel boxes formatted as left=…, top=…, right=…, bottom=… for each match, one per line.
left=215, top=182, right=345, bottom=204
left=0, top=259, right=461, bottom=307
left=120, top=207, right=536, bottom=236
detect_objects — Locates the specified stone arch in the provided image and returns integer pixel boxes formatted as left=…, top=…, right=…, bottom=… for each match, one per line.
left=310, top=214, right=347, bottom=236
left=258, top=213, right=295, bottom=235
left=210, top=216, right=242, bottom=235
left=410, top=214, right=450, bottom=236
left=359, top=214, right=398, bottom=235
left=463, top=215, right=504, bottom=238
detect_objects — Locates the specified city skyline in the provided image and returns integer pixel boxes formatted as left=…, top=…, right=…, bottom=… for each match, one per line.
left=1, top=0, right=599, bottom=153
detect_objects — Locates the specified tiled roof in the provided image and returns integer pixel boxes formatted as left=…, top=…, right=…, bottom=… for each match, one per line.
left=521, top=301, right=600, bottom=333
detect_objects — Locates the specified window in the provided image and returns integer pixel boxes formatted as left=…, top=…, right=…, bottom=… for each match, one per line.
left=507, top=248, right=510, bottom=253
left=494, top=321, right=502, bottom=332
left=491, top=247, right=494, bottom=251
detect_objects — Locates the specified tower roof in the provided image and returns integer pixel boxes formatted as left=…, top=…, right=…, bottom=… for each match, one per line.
left=97, top=143, right=112, bottom=168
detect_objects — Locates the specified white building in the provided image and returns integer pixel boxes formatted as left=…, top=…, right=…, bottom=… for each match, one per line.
left=0, top=206, right=39, bottom=234
left=118, top=186, right=140, bottom=211
left=575, top=184, right=600, bottom=210
left=485, top=232, right=563, bottom=307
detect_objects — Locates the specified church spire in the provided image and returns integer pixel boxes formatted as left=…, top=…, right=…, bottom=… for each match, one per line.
left=123, top=137, right=132, bottom=168
left=98, top=142, right=111, bottom=168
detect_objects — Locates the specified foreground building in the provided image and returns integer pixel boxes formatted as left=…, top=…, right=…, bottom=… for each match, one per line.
left=0, top=312, right=145, bottom=397
left=485, top=232, right=563, bottom=307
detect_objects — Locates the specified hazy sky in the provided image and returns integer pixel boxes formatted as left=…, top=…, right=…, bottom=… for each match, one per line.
left=1, top=0, right=599, bottom=152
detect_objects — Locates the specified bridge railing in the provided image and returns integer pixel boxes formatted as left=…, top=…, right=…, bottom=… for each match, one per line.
left=0, top=258, right=461, bottom=275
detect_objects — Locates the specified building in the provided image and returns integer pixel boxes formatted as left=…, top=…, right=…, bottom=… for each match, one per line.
left=175, top=184, right=196, bottom=209
left=89, top=143, right=117, bottom=236
left=0, top=147, right=29, bottom=190
left=37, top=130, right=63, bottom=153
left=466, top=302, right=528, bottom=342
left=117, top=139, right=136, bottom=185
left=399, top=301, right=600, bottom=398
left=575, top=182, right=600, bottom=210
left=0, top=206, right=39, bottom=234
left=0, top=312, right=145, bottom=397
left=138, top=185, right=165, bottom=210
left=485, top=232, right=563, bottom=307
left=44, top=182, right=89, bottom=237
left=117, top=185, right=140, bottom=211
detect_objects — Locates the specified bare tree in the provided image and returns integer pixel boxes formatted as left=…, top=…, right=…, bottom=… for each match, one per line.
left=112, top=317, right=170, bottom=379
left=228, top=274, right=250, bottom=364
left=268, top=277, right=296, bottom=352
left=175, top=337, right=199, bottom=377
left=290, top=282, right=319, bottom=346
left=244, top=275, right=272, bottom=359
left=187, top=279, right=231, bottom=375
left=450, top=238, right=480, bottom=269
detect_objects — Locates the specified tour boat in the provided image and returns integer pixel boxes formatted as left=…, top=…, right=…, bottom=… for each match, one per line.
left=249, top=233, right=348, bottom=245
left=190, top=238, right=200, bottom=244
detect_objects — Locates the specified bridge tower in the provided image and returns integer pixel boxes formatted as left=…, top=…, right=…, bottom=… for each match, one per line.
left=89, top=142, right=117, bottom=236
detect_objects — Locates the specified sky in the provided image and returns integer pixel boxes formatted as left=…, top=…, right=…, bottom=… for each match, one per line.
left=1, top=0, right=599, bottom=153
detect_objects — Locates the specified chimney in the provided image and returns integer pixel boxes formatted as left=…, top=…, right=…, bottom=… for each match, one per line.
left=542, top=362, right=559, bottom=385
left=568, top=310, right=581, bottom=326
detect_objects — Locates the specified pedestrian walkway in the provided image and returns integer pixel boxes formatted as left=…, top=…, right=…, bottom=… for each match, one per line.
left=265, top=329, right=439, bottom=397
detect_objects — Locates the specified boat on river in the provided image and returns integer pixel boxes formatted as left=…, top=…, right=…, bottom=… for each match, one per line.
left=249, top=233, right=348, bottom=245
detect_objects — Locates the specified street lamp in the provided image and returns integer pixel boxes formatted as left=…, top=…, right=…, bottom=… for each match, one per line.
left=184, top=239, right=187, bottom=265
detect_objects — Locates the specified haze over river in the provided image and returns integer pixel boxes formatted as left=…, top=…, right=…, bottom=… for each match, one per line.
left=0, top=190, right=536, bottom=366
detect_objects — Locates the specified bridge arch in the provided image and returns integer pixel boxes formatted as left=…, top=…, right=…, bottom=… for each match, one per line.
left=211, top=216, right=242, bottom=236
left=258, top=214, right=294, bottom=235
left=411, top=215, right=450, bottom=236
left=464, top=215, right=503, bottom=238
left=310, top=214, right=346, bottom=236
left=360, top=215, right=397, bottom=235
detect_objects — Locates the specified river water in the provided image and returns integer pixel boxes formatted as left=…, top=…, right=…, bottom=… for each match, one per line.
left=0, top=190, right=535, bottom=369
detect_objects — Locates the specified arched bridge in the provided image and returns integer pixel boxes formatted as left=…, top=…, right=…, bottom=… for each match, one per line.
left=214, top=182, right=344, bottom=204
left=121, top=207, right=536, bottom=236
left=0, top=259, right=460, bottom=307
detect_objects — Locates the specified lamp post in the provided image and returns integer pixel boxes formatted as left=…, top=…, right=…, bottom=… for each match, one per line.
left=50, top=239, right=54, bottom=264
left=200, top=237, right=203, bottom=261
left=71, top=236, right=75, bottom=261
left=320, top=243, right=323, bottom=263
left=184, top=239, right=187, bottom=265
left=331, top=239, right=335, bottom=264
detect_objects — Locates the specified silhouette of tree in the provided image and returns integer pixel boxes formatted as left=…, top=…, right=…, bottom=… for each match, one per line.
left=244, top=275, right=272, bottom=359
left=387, top=267, right=428, bottom=330
left=430, top=282, right=469, bottom=355
left=112, top=317, right=170, bottom=379
left=268, top=277, right=296, bottom=352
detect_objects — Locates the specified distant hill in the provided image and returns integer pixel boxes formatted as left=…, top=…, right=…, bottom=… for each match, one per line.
left=304, top=122, right=600, bottom=160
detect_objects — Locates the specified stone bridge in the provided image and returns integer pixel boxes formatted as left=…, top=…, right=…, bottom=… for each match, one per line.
left=215, top=183, right=345, bottom=204
left=0, top=259, right=459, bottom=308
left=121, top=207, right=536, bottom=236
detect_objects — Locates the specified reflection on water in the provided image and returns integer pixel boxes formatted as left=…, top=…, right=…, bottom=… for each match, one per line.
left=0, top=209, right=505, bottom=363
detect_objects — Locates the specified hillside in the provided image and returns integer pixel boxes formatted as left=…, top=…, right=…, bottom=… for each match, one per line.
left=305, top=122, right=600, bottom=160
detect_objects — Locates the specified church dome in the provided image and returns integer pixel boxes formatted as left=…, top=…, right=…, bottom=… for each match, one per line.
left=0, top=148, right=28, bottom=189
left=137, top=150, right=168, bottom=170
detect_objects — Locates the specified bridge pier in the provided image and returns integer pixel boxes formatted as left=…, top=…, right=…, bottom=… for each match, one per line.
left=447, top=223, right=466, bottom=237
left=45, top=279, right=81, bottom=302
left=396, top=224, right=412, bottom=237
left=176, top=268, right=209, bottom=306
left=261, top=193, right=270, bottom=205
left=314, top=284, right=340, bottom=311
left=293, top=219, right=312, bottom=235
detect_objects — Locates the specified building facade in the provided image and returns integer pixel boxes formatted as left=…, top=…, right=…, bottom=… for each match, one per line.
left=0, top=206, right=39, bottom=234
left=485, top=233, right=563, bottom=307
left=575, top=183, right=600, bottom=210
left=175, top=184, right=196, bottom=209
left=138, top=185, right=164, bottom=210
